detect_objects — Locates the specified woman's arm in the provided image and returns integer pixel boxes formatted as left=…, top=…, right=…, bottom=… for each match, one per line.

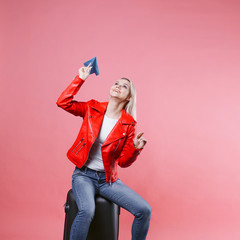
left=56, top=64, right=92, bottom=117
left=117, top=125, right=144, bottom=168
left=56, top=75, right=88, bottom=117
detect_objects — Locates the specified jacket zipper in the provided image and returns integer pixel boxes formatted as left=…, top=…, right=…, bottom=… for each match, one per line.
left=71, top=137, right=84, bottom=153
left=75, top=142, right=86, bottom=155
left=89, top=115, right=95, bottom=139
left=83, top=115, right=96, bottom=163
left=72, top=116, right=96, bottom=157
left=109, top=139, right=121, bottom=186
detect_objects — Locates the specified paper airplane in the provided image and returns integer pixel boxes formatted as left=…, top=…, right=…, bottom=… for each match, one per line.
left=84, top=57, right=99, bottom=76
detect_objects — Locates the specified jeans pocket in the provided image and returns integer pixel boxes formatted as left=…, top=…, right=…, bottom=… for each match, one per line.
left=72, top=167, right=82, bottom=179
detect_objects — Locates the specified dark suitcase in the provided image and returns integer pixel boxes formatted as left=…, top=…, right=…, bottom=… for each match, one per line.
left=63, top=189, right=120, bottom=240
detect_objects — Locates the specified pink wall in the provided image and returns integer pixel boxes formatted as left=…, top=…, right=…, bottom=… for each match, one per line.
left=1, top=0, right=240, bottom=239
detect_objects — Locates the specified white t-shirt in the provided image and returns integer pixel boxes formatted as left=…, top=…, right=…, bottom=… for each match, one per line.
left=84, top=114, right=119, bottom=171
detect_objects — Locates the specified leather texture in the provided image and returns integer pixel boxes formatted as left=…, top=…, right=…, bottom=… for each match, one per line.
left=63, top=189, right=120, bottom=240
left=56, top=75, right=143, bottom=183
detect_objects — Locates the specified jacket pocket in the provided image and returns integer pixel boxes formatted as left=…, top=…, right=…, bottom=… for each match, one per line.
left=113, top=137, right=125, bottom=159
left=71, top=137, right=86, bottom=155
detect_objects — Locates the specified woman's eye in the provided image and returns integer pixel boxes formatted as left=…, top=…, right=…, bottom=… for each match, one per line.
left=123, top=85, right=127, bottom=89
left=114, top=82, right=118, bottom=85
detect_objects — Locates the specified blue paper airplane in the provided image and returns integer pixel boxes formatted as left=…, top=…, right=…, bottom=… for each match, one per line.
left=84, top=57, right=99, bottom=76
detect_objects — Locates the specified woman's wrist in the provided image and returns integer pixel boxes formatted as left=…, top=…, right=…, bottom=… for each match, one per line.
left=134, top=142, right=143, bottom=150
left=78, top=75, right=86, bottom=81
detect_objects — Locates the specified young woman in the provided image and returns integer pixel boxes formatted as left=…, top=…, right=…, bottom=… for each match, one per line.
left=56, top=63, right=151, bottom=240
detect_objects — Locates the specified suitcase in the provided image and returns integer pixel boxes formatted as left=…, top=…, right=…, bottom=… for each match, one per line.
left=63, top=189, right=120, bottom=240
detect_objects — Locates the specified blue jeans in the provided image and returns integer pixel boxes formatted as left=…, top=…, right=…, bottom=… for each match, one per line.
left=70, top=166, right=152, bottom=240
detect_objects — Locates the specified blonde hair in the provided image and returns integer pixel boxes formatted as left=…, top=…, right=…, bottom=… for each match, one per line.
left=120, top=77, right=137, bottom=121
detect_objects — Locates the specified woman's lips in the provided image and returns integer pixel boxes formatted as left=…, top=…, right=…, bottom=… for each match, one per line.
left=114, top=89, right=120, bottom=93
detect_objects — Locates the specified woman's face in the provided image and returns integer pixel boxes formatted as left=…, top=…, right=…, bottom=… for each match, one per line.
left=110, top=79, right=131, bottom=102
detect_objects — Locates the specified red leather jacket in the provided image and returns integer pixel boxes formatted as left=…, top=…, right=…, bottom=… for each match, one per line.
left=56, top=75, right=143, bottom=183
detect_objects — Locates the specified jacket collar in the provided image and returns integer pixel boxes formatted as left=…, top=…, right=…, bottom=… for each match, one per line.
left=91, top=101, right=136, bottom=125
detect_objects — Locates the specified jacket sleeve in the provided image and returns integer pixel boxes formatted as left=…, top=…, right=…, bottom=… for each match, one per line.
left=56, top=75, right=89, bottom=117
left=117, top=125, right=144, bottom=168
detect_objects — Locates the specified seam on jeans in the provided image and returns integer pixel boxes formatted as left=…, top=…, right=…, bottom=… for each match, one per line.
left=71, top=185, right=84, bottom=239
left=72, top=169, right=85, bottom=183
left=100, top=179, right=138, bottom=214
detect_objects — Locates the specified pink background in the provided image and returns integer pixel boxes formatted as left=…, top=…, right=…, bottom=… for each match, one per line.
left=1, top=0, right=240, bottom=239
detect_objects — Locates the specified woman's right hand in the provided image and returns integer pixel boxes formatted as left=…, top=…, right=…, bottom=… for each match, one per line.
left=78, top=63, right=92, bottom=80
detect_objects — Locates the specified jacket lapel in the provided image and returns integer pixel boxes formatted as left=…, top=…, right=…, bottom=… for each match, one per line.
left=88, top=102, right=107, bottom=139
left=102, top=107, right=136, bottom=146
left=88, top=101, right=136, bottom=146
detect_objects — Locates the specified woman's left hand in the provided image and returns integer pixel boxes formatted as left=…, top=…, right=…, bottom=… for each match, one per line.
left=134, top=132, right=147, bottom=149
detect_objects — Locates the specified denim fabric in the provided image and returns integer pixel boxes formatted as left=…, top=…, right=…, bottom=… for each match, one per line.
left=70, top=166, right=151, bottom=240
